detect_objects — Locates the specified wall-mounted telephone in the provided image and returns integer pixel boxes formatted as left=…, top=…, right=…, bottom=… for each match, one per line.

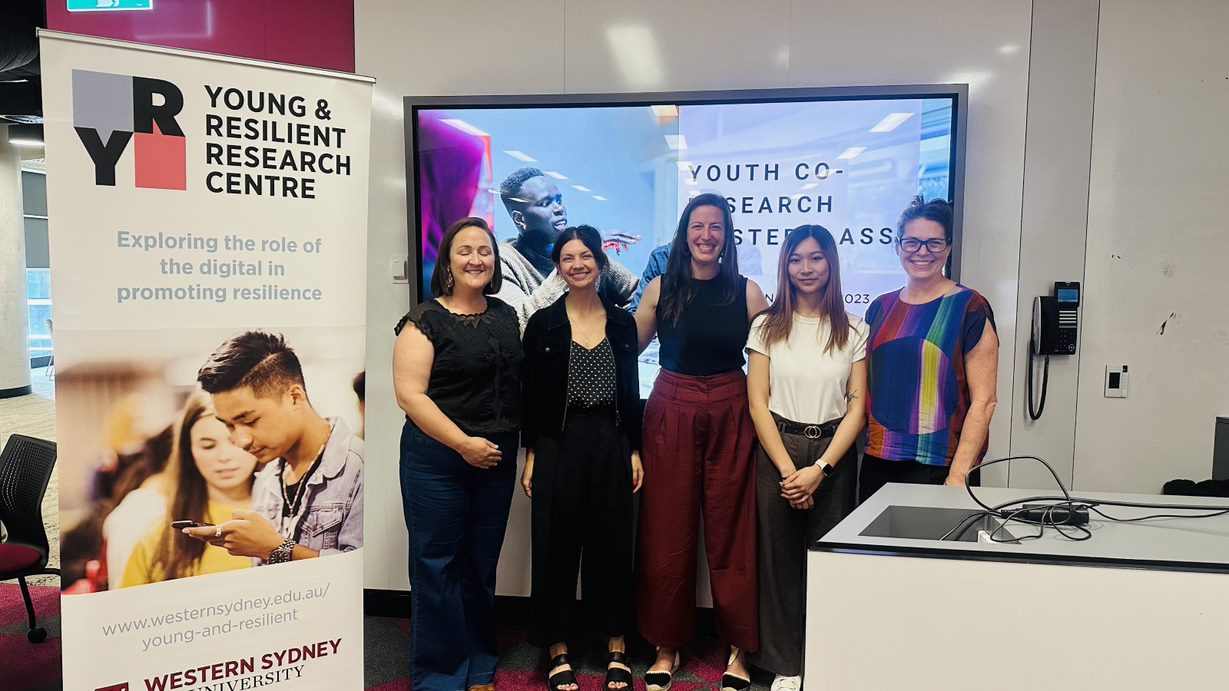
left=1027, top=282, right=1080, bottom=420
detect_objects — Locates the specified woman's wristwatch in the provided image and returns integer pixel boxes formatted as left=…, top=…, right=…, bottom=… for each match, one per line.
left=268, top=537, right=296, bottom=564
left=813, top=459, right=835, bottom=478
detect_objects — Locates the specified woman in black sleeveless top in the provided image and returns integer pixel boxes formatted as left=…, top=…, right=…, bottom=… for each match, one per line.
left=393, top=217, right=523, bottom=691
left=633, top=193, right=770, bottom=691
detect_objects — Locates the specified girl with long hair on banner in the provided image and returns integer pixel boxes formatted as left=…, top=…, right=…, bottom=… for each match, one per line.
left=745, top=226, right=867, bottom=691
left=632, top=193, right=770, bottom=691
left=121, top=390, right=257, bottom=586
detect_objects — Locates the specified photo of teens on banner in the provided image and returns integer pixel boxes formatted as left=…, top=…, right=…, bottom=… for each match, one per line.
left=58, top=331, right=364, bottom=593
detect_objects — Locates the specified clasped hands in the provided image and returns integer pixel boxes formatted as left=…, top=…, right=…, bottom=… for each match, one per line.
left=780, top=464, right=825, bottom=510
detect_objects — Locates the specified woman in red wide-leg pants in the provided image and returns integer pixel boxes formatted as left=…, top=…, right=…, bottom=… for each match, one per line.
left=633, top=193, right=770, bottom=691
left=637, top=369, right=758, bottom=646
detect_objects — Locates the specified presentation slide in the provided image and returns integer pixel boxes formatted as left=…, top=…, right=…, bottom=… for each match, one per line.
left=411, top=95, right=956, bottom=395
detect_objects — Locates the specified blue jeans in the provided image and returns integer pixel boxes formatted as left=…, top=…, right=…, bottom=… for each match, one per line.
left=400, top=421, right=518, bottom=691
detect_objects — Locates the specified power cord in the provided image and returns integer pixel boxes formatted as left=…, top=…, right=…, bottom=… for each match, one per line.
left=939, top=455, right=1229, bottom=543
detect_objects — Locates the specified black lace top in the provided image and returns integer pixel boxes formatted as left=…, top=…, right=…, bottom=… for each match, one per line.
left=395, top=297, right=524, bottom=436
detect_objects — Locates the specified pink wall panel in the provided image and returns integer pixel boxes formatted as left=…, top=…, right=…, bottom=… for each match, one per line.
left=46, top=0, right=355, bottom=73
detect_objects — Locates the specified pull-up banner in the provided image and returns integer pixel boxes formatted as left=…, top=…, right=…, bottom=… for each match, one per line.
left=40, top=30, right=372, bottom=690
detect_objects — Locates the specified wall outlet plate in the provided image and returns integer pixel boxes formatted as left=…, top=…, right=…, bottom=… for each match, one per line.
left=390, top=256, right=408, bottom=284
left=1105, top=364, right=1128, bottom=398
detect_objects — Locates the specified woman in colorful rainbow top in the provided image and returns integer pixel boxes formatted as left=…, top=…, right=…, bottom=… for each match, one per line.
left=859, top=196, right=999, bottom=502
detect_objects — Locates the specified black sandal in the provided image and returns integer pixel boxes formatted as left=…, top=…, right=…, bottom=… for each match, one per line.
left=546, top=653, right=578, bottom=691
left=605, top=650, right=633, bottom=691
left=645, top=648, right=680, bottom=691
left=721, top=648, right=751, bottom=691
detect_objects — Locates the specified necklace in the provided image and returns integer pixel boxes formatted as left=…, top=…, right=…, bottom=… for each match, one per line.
left=567, top=303, right=605, bottom=347
left=279, top=426, right=332, bottom=530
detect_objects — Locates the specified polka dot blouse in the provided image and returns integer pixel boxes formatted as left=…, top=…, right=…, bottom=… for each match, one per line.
left=567, top=337, right=617, bottom=409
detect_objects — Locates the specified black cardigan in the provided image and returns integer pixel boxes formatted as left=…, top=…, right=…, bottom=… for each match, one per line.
left=521, top=294, right=643, bottom=451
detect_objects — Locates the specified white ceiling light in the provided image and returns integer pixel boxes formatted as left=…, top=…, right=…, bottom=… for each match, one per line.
left=869, top=113, right=914, bottom=133
left=665, top=134, right=688, bottom=150
left=8, top=124, right=43, bottom=148
left=572, top=185, right=591, bottom=192
left=592, top=195, right=608, bottom=201
left=440, top=119, right=489, bottom=137
left=606, top=25, right=665, bottom=89
left=650, top=105, right=678, bottom=117
left=504, top=150, right=537, bottom=162
left=544, top=171, right=568, bottom=180
left=836, top=146, right=866, bottom=160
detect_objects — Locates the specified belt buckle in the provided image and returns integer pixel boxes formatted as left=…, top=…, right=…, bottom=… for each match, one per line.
left=803, top=424, right=822, bottom=439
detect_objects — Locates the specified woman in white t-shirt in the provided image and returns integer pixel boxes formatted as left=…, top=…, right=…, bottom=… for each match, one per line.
left=745, top=225, right=868, bottom=691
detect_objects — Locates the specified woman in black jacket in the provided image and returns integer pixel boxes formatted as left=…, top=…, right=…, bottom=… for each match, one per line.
left=521, top=225, right=644, bottom=691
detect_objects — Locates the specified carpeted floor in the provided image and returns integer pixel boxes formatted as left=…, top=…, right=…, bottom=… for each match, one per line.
left=364, top=612, right=769, bottom=691
left=0, top=584, right=62, bottom=691
left=2, top=589, right=770, bottom=691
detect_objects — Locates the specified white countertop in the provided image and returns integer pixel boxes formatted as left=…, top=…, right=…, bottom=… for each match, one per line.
left=816, top=483, right=1229, bottom=572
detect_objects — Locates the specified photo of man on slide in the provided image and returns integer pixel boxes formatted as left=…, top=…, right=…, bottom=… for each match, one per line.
left=184, top=331, right=363, bottom=564
left=496, top=166, right=642, bottom=328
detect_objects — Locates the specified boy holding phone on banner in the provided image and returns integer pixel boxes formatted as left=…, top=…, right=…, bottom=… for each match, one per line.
left=184, top=331, right=364, bottom=564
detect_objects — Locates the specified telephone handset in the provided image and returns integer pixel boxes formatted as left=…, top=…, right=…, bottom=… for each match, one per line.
left=1027, top=282, right=1080, bottom=420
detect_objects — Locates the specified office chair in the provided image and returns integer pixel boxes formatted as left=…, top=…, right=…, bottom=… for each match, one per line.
left=0, top=434, right=59, bottom=643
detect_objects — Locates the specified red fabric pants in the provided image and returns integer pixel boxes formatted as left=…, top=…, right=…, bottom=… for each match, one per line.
left=636, top=368, right=759, bottom=651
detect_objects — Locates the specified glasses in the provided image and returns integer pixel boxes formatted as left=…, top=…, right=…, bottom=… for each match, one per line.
left=898, top=237, right=950, bottom=254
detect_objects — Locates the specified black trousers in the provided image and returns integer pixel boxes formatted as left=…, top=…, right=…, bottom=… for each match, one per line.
left=528, top=409, right=633, bottom=646
left=858, top=454, right=981, bottom=504
left=751, top=419, right=856, bottom=677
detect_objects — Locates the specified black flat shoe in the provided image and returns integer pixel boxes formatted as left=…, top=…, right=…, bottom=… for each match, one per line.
left=546, top=653, right=578, bottom=691
left=722, top=648, right=751, bottom=691
left=605, top=650, right=633, bottom=691
left=645, top=648, right=680, bottom=691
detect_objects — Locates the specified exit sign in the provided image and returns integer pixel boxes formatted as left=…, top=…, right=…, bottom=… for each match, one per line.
left=68, top=0, right=154, bottom=11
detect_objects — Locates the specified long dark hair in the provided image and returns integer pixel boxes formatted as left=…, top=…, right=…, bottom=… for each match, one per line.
left=146, top=390, right=253, bottom=582
left=659, top=193, right=740, bottom=325
left=757, top=225, right=850, bottom=354
left=431, top=217, right=503, bottom=297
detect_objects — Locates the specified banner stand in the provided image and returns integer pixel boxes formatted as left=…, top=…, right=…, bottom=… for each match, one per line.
left=40, top=30, right=372, bottom=691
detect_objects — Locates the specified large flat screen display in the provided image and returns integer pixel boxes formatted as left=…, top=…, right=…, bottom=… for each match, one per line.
left=406, top=86, right=966, bottom=396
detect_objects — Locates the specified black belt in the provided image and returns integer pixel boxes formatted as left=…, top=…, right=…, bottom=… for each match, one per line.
left=775, top=416, right=841, bottom=440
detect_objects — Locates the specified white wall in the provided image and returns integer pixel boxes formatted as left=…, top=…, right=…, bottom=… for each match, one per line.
left=356, top=0, right=1034, bottom=592
left=1072, top=0, right=1229, bottom=492
left=0, top=136, right=32, bottom=394
left=356, top=0, right=1229, bottom=593
left=1005, top=0, right=1099, bottom=490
